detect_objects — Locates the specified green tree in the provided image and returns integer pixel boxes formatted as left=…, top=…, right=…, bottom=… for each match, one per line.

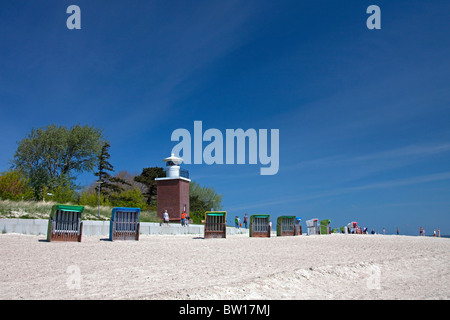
left=12, top=124, right=105, bottom=199
left=189, top=210, right=206, bottom=225
left=0, top=170, right=34, bottom=200
left=134, top=167, right=165, bottom=205
left=189, top=194, right=208, bottom=212
left=94, top=142, right=129, bottom=197
left=189, top=181, right=223, bottom=211
left=49, top=177, right=77, bottom=203
left=78, top=188, right=108, bottom=207
left=108, top=188, right=147, bottom=209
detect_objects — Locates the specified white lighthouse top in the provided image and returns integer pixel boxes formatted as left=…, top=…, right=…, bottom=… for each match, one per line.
left=155, top=153, right=190, bottom=182
left=163, top=153, right=183, bottom=165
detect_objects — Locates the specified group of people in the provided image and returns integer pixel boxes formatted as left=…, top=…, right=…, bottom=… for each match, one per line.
left=234, top=213, right=250, bottom=229
left=162, top=209, right=190, bottom=227
left=162, top=210, right=442, bottom=237
left=353, top=227, right=395, bottom=235
left=419, top=227, right=440, bottom=237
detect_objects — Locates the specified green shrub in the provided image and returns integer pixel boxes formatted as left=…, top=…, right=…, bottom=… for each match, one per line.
left=108, top=188, right=147, bottom=209
left=0, top=170, right=34, bottom=201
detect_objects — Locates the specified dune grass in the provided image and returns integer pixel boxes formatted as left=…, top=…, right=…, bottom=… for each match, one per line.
left=0, top=199, right=160, bottom=222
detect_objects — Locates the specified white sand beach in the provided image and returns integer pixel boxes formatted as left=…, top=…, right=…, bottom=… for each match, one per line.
left=0, top=233, right=449, bottom=300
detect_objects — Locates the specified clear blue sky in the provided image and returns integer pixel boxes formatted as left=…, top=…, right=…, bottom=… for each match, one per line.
left=1, top=1, right=449, bottom=235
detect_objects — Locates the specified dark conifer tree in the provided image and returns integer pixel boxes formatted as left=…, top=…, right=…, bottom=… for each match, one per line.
left=94, top=142, right=129, bottom=196
left=134, top=167, right=165, bottom=205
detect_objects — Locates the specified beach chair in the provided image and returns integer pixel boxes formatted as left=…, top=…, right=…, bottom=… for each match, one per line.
left=249, top=215, right=271, bottom=237
left=204, top=211, right=227, bottom=239
left=47, top=204, right=84, bottom=242
left=320, top=219, right=331, bottom=235
left=276, top=216, right=296, bottom=236
left=294, top=217, right=303, bottom=236
left=109, top=207, right=141, bottom=241
left=347, top=221, right=358, bottom=234
left=306, top=218, right=320, bottom=235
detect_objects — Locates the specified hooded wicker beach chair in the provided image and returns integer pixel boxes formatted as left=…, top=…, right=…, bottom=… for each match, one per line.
left=249, top=214, right=271, bottom=237
left=204, top=211, right=227, bottom=239
left=47, top=204, right=84, bottom=242
left=109, top=207, right=141, bottom=241
left=276, top=216, right=296, bottom=236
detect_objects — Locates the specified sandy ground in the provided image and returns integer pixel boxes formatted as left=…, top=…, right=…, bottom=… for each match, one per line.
left=0, top=233, right=449, bottom=300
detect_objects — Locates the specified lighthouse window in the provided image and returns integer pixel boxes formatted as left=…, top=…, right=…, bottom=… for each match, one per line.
left=166, top=161, right=175, bottom=166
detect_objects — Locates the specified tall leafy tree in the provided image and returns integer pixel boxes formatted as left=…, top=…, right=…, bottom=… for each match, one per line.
left=189, top=181, right=223, bottom=211
left=12, top=124, right=105, bottom=199
left=188, top=182, right=223, bottom=224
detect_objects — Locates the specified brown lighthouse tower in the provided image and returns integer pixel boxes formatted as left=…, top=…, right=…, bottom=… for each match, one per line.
left=155, top=153, right=190, bottom=222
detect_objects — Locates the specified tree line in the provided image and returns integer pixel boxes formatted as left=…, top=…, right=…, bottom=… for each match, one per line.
left=0, top=124, right=222, bottom=216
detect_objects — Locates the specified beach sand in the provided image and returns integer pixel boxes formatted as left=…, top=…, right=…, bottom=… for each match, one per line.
left=0, top=233, right=449, bottom=300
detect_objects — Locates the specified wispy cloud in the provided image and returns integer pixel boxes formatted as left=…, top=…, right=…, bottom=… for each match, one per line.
left=228, top=171, right=450, bottom=212
left=285, top=142, right=450, bottom=171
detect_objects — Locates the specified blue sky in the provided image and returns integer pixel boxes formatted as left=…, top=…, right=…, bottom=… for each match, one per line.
left=1, top=1, right=449, bottom=235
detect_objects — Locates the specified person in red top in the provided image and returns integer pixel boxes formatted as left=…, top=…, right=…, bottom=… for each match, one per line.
left=181, top=211, right=186, bottom=227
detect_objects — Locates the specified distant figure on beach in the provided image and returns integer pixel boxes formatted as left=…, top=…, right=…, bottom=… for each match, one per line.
left=186, top=212, right=190, bottom=226
left=181, top=211, right=186, bottom=227
left=371, top=229, right=375, bottom=235
left=437, top=228, right=440, bottom=237
left=163, top=210, right=170, bottom=226
left=235, top=216, right=239, bottom=229
left=383, top=228, right=386, bottom=235
left=419, top=227, right=423, bottom=236
left=243, top=213, right=249, bottom=229
left=397, top=227, right=399, bottom=235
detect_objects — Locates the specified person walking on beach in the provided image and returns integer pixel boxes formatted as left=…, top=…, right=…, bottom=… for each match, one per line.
left=243, top=213, right=249, bottom=229
left=397, top=227, right=399, bottom=235
left=163, top=210, right=170, bottom=226
left=419, top=227, right=423, bottom=236
left=235, top=216, right=239, bottom=228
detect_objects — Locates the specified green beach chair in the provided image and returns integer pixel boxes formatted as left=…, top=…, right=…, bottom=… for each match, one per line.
left=320, top=219, right=331, bottom=235
left=249, top=214, right=271, bottom=237
left=204, top=211, right=227, bottom=239
left=47, top=204, right=84, bottom=242
left=276, top=216, right=296, bottom=236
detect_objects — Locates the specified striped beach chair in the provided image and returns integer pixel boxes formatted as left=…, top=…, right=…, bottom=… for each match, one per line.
left=47, top=204, right=84, bottom=242
left=276, top=216, right=296, bottom=236
left=320, top=219, right=331, bottom=235
left=249, top=214, right=271, bottom=238
left=306, top=218, right=320, bottom=235
left=204, top=211, right=227, bottom=239
left=109, top=207, right=140, bottom=241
